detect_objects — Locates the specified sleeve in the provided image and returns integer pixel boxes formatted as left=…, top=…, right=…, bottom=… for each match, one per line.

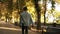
left=19, top=15, right=23, bottom=26
left=30, top=14, right=33, bottom=25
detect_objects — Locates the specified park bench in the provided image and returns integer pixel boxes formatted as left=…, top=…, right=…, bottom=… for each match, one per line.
left=44, top=27, right=60, bottom=34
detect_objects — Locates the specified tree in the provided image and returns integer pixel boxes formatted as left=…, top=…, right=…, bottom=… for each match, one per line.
left=51, top=0, right=55, bottom=22
left=43, top=0, right=47, bottom=25
left=18, top=0, right=26, bottom=13
left=33, top=0, right=41, bottom=30
left=0, top=2, right=1, bottom=18
left=6, top=0, right=13, bottom=22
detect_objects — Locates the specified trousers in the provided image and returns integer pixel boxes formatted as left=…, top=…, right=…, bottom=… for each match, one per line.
left=22, top=23, right=28, bottom=34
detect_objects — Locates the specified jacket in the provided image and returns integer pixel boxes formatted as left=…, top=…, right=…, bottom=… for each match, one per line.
left=20, top=11, right=33, bottom=26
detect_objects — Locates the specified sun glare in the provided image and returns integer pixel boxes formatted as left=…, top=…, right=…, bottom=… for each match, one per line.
left=47, top=1, right=52, bottom=10
left=46, top=1, right=60, bottom=23
left=55, top=3, right=60, bottom=12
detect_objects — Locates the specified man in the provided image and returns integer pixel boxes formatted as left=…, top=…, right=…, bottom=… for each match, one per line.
left=20, top=6, right=33, bottom=34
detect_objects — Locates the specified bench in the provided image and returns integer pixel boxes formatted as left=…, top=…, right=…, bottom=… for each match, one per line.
left=44, top=27, right=60, bottom=34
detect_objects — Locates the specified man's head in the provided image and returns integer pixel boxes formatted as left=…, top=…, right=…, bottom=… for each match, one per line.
left=23, top=7, right=27, bottom=11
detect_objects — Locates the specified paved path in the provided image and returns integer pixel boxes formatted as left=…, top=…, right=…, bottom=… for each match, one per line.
left=0, top=21, right=41, bottom=34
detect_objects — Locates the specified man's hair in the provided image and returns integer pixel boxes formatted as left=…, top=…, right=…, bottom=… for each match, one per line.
left=23, top=7, right=27, bottom=11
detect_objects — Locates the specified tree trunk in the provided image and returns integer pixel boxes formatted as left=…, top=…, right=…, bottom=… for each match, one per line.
left=18, top=0, right=26, bottom=13
left=6, top=0, right=13, bottom=22
left=44, top=0, right=46, bottom=26
left=34, top=0, right=41, bottom=30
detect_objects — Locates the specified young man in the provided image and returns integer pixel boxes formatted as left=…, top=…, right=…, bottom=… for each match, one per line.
left=20, top=7, right=33, bottom=34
